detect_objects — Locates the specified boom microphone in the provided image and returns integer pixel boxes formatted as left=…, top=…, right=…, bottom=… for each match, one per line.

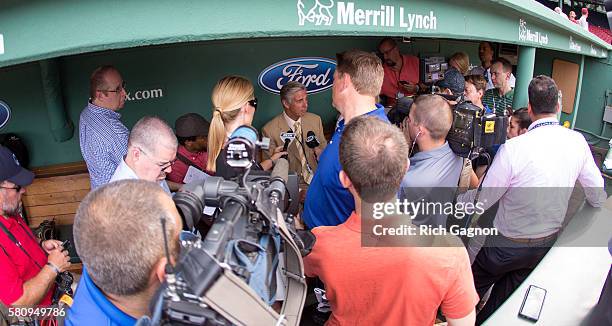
left=306, top=131, right=320, bottom=148
left=268, top=158, right=289, bottom=210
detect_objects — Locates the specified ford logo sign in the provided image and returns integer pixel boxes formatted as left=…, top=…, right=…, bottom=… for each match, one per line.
left=258, top=57, right=336, bottom=95
left=0, top=100, right=10, bottom=129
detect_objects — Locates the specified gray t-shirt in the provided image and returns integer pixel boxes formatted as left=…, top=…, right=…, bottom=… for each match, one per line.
left=398, top=142, right=463, bottom=226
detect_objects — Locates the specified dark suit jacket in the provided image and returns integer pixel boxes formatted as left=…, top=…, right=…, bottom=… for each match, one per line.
left=261, top=112, right=327, bottom=184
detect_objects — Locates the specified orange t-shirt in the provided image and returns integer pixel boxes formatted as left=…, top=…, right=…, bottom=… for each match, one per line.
left=380, top=54, right=420, bottom=102
left=303, top=212, right=478, bottom=326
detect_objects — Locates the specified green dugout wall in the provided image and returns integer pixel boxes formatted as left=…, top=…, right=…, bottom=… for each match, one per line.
left=1, top=0, right=611, bottom=166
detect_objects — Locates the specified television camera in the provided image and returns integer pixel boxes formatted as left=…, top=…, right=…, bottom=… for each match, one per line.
left=138, top=126, right=308, bottom=326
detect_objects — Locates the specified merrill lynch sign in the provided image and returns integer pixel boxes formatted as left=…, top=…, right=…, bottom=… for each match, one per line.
left=297, top=0, right=437, bottom=31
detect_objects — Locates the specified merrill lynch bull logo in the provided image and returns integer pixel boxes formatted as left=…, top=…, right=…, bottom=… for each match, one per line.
left=298, top=0, right=334, bottom=26
left=258, top=57, right=336, bottom=94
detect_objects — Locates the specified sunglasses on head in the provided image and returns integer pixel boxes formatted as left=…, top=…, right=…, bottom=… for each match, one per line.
left=248, top=98, right=258, bottom=110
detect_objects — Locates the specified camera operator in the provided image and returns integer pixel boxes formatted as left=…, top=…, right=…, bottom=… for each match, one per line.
left=303, top=49, right=391, bottom=229
left=464, top=75, right=492, bottom=114
left=398, top=95, right=477, bottom=226
left=66, top=179, right=182, bottom=325
left=435, top=68, right=467, bottom=105
left=0, top=146, right=70, bottom=307
left=304, top=116, right=478, bottom=325
left=207, top=75, right=287, bottom=179
left=465, top=76, right=607, bottom=324
left=110, top=116, right=177, bottom=194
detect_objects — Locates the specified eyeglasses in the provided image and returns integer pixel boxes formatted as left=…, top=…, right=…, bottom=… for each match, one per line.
left=248, top=98, right=258, bottom=110
left=98, top=81, right=126, bottom=93
left=0, top=185, right=22, bottom=192
left=138, top=147, right=176, bottom=171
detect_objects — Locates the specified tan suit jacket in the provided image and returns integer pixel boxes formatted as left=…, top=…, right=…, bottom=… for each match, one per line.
left=261, top=112, right=327, bottom=184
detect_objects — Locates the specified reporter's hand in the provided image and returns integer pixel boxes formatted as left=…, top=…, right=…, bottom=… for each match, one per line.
left=41, top=240, right=63, bottom=254
left=314, top=147, right=323, bottom=160
left=47, top=248, right=71, bottom=273
left=400, top=82, right=418, bottom=94
left=271, top=146, right=288, bottom=162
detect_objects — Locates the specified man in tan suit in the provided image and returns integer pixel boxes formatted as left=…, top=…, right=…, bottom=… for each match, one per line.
left=262, top=81, right=327, bottom=189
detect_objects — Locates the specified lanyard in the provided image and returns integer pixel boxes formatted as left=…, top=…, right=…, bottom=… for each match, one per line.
left=529, top=121, right=559, bottom=131
left=291, top=124, right=314, bottom=174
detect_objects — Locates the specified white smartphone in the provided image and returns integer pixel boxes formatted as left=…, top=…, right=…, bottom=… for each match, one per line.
left=518, top=285, right=547, bottom=322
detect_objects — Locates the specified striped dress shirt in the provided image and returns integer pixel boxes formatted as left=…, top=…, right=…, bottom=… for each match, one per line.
left=79, top=102, right=129, bottom=189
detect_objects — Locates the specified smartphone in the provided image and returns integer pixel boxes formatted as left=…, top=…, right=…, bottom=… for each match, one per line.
left=61, top=240, right=72, bottom=251
left=518, top=285, right=546, bottom=322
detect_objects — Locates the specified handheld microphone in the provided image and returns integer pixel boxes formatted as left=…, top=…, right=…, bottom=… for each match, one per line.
left=279, top=129, right=295, bottom=160
left=306, top=131, right=320, bottom=148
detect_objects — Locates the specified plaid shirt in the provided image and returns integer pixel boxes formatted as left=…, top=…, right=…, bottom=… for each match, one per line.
left=79, top=102, right=129, bottom=189
left=482, top=88, right=514, bottom=116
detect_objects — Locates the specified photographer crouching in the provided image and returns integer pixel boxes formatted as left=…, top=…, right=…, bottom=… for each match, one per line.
left=0, top=146, right=71, bottom=308
left=66, top=180, right=182, bottom=325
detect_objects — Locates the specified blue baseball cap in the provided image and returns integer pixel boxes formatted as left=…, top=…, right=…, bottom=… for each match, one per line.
left=437, top=68, right=465, bottom=96
left=0, top=146, right=34, bottom=186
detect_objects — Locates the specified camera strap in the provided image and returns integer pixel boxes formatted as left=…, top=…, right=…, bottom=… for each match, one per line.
left=200, top=207, right=306, bottom=326
left=0, top=217, right=43, bottom=269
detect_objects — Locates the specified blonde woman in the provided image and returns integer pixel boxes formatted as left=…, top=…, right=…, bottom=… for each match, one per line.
left=449, top=52, right=470, bottom=76
left=207, top=75, right=286, bottom=178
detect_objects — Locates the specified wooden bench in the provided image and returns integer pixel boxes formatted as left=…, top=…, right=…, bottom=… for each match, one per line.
left=22, top=161, right=90, bottom=274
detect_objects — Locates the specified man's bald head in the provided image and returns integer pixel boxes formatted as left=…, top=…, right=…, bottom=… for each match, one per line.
left=128, top=116, right=178, bottom=154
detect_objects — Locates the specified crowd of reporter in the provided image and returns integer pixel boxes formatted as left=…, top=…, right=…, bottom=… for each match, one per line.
left=0, top=37, right=609, bottom=326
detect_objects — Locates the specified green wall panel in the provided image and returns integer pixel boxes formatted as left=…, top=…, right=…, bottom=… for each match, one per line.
left=2, top=35, right=609, bottom=167
left=533, top=48, right=581, bottom=125
left=574, top=57, right=612, bottom=147
left=0, top=62, right=81, bottom=167
left=1, top=36, right=487, bottom=167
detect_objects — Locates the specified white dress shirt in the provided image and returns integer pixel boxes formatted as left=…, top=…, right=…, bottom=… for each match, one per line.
left=110, top=158, right=172, bottom=194
left=283, top=111, right=301, bottom=132
left=464, top=117, right=606, bottom=239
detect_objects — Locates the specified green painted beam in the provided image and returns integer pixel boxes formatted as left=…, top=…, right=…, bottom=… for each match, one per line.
left=0, top=0, right=610, bottom=69
left=513, top=46, right=536, bottom=109
left=40, top=59, right=73, bottom=142
left=570, top=54, right=585, bottom=129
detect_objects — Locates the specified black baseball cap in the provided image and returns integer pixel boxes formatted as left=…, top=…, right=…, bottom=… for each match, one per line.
left=0, top=146, right=34, bottom=186
left=175, top=113, right=211, bottom=138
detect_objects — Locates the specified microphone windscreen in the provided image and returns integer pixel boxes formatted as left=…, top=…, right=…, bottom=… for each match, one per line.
left=306, top=131, right=320, bottom=148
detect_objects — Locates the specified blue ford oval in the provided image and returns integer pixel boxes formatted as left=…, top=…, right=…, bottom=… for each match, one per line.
left=0, top=100, right=10, bottom=129
left=258, top=57, right=336, bottom=95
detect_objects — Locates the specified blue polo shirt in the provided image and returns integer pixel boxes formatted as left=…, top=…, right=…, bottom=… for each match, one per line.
left=66, top=266, right=137, bottom=326
left=303, top=105, right=390, bottom=228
